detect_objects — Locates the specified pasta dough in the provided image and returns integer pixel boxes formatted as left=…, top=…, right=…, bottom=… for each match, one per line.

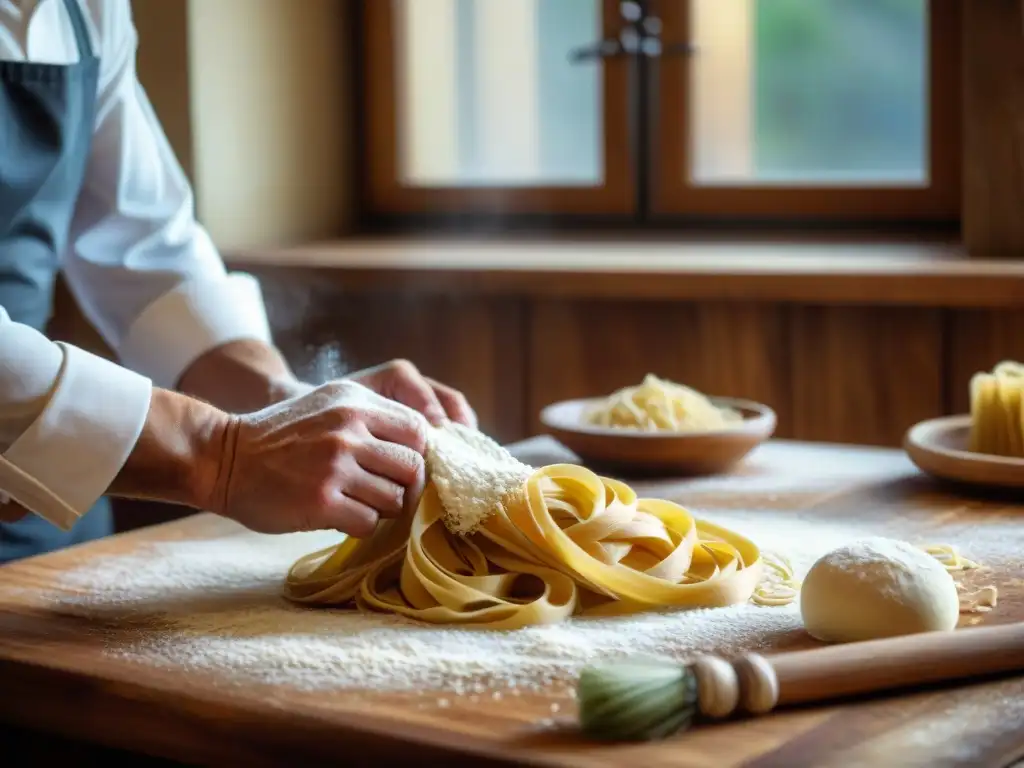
left=583, top=374, right=742, bottom=432
left=284, top=422, right=785, bottom=628
left=968, top=360, right=1024, bottom=457
left=800, top=537, right=961, bottom=643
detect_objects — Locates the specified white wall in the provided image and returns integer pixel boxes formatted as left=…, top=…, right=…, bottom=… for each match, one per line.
left=133, top=0, right=354, bottom=249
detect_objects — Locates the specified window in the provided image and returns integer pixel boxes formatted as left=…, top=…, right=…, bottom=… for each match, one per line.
left=360, top=0, right=960, bottom=224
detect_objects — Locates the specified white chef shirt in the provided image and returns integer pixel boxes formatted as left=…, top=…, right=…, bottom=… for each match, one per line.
left=0, top=0, right=273, bottom=530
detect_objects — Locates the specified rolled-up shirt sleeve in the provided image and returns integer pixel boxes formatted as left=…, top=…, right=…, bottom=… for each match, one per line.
left=0, top=1, right=271, bottom=530
left=0, top=308, right=151, bottom=531
left=63, top=1, right=272, bottom=389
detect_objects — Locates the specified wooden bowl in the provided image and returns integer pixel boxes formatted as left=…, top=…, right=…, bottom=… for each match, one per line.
left=538, top=397, right=776, bottom=476
left=904, top=414, right=1024, bottom=490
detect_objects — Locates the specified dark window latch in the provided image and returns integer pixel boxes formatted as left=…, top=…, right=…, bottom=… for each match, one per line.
left=569, top=9, right=695, bottom=63
left=569, top=32, right=696, bottom=62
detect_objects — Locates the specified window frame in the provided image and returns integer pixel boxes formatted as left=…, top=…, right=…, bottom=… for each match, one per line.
left=357, top=0, right=962, bottom=228
left=361, top=0, right=634, bottom=216
left=653, top=0, right=962, bottom=221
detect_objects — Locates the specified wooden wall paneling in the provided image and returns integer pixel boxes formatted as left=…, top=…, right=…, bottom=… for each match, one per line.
left=322, top=296, right=527, bottom=443
left=947, top=309, right=1024, bottom=414
left=789, top=306, right=944, bottom=447
left=962, top=0, right=1024, bottom=256
left=526, top=300, right=792, bottom=437
left=258, top=273, right=529, bottom=444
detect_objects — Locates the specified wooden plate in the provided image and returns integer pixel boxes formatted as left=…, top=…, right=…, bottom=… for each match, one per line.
left=904, top=414, right=1024, bottom=489
left=538, top=397, right=776, bottom=476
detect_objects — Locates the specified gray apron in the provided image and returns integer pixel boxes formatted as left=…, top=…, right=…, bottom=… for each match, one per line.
left=0, top=0, right=112, bottom=564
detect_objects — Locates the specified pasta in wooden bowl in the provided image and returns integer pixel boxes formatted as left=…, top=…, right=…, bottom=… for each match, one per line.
left=540, top=375, right=776, bottom=476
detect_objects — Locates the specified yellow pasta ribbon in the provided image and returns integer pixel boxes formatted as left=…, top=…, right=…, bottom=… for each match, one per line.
left=752, top=551, right=801, bottom=607
left=284, top=464, right=767, bottom=628
left=921, top=543, right=981, bottom=571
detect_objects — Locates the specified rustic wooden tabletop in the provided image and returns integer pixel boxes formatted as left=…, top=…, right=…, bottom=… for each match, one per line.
left=1, top=437, right=1022, bottom=767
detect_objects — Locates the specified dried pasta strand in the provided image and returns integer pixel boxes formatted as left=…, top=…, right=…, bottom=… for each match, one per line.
left=920, top=543, right=982, bottom=571
left=284, top=461, right=794, bottom=628
left=751, top=550, right=801, bottom=607
left=583, top=374, right=742, bottom=432
left=918, top=544, right=996, bottom=614
left=959, top=585, right=999, bottom=614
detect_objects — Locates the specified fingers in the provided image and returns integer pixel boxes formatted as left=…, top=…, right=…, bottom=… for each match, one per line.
left=344, top=465, right=407, bottom=519
left=312, top=379, right=428, bottom=454
left=353, top=434, right=426, bottom=516
left=426, top=377, right=478, bottom=428
left=353, top=432, right=424, bottom=484
left=320, top=442, right=425, bottom=536
left=326, top=424, right=425, bottom=529
left=254, top=372, right=471, bottom=539
left=360, top=404, right=428, bottom=454
left=388, top=362, right=448, bottom=427
left=344, top=359, right=478, bottom=431
left=328, top=493, right=379, bottom=538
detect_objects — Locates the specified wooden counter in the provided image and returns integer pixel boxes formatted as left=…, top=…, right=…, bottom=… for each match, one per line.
left=2, top=437, right=1023, bottom=767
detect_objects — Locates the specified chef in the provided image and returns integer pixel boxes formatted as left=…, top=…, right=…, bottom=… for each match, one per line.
left=0, top=0, right=475, bottom=564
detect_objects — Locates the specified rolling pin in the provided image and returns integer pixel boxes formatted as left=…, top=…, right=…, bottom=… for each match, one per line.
left=577, top=622, right=1024, bottom=741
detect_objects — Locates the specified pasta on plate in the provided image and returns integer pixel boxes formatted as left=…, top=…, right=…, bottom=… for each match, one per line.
left=969, top=360, right=1024, bottom=458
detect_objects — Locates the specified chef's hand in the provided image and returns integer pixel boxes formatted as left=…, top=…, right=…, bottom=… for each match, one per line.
left=208, top=380, right=428, bottom=537
left=347, top=359, right=477, bottom=429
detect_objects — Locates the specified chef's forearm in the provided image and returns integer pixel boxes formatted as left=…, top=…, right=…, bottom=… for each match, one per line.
left=108, top=388, right=233, bottom=511
left=176, top=339, right=309, bottom=413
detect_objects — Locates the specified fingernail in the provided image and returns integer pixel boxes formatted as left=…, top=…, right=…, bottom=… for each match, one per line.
left=426, top=406, right=447, bottom=426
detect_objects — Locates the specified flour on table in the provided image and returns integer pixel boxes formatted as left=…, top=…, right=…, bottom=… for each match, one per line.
left=35, top=510, right=885, bottom=695
left=31, top=437, right=1024, bottom=698
left=48, top=526, right=807, bottom=694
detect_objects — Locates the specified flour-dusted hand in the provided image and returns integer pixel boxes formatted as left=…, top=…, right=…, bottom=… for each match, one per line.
left=208, top=380, right=428, bottom=537
left=348, top=359, right=477, bottom=429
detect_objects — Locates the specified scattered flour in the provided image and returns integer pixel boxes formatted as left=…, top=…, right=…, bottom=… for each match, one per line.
left=36, top=511, right=892, bottom=695
left=23, top=438, right=1023, bottom=700
left=49, top=539, right=805, bottom=694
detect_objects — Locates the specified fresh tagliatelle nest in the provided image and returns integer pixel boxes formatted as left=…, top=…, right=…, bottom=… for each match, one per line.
left=284, top=422, right=795, bottom=628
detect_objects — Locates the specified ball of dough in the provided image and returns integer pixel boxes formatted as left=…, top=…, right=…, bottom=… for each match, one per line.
left=800, top=537, right=960, bottom=643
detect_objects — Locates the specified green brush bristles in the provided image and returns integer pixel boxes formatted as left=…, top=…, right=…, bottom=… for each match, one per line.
left=577, top=659, right=699, bottom=741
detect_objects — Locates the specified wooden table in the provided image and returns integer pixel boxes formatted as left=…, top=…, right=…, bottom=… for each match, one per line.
left=2, top=437, right=1023, bottom=767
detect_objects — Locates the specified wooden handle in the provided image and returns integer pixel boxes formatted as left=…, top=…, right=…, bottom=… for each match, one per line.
left=693, top=622, right=1024, bottom=720
left=768, top=621, right=1024, bottom=706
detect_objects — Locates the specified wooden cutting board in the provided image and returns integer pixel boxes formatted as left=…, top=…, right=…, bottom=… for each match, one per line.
left=1, top=438, right=1023, bottom=767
